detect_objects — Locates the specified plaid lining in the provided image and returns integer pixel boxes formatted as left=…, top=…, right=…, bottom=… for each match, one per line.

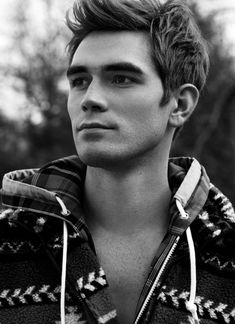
left=168, top=160, right=210, bottom=236
left=1, top=156, right=88, bottom=234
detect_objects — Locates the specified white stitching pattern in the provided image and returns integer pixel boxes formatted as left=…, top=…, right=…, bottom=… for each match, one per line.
left=157, top=286, right=235, bottom=323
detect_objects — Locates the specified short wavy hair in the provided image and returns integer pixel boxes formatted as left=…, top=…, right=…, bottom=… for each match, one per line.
left=66, top=0, right=209, bottom=105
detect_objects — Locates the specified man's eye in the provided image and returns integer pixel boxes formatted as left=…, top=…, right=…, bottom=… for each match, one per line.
left=112, top=75, right=133, bottom=85
left=71, top=78, right=89, bottom=89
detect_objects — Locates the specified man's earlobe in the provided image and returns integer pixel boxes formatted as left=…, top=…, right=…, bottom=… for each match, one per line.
left=168, top=84, right=199, bottom=128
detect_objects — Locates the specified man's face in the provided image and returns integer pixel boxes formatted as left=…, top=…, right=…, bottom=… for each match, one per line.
left=67, top=31, right=174, bottom=168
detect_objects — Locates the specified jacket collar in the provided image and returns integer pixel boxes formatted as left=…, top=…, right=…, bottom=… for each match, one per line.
left=1, top=156, right=86, bottom=232
left=1, top=156, right=209, bottom=223
left=1, top=155, right=234, bottom=271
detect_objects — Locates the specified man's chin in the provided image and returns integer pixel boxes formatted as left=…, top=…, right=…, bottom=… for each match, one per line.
left=77, top=151, right=119, bottom=169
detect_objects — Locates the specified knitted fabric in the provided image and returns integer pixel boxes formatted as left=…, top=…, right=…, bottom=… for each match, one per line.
left=0, top=156, right=234, bottom=323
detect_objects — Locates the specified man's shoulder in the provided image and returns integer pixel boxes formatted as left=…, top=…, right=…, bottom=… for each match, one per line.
left=0, top=155, right=86, bottom=257
left=0, top=208, right=42, bottom=256
left=194, top=183, right=235, bottom=274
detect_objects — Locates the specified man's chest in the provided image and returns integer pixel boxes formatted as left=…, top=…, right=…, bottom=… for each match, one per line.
left=92, top=233, right=161, bottom=324
left=100, top=250, right=147, bottom=323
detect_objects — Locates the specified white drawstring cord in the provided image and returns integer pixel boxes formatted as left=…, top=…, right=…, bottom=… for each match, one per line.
left=185, top=227, right=199, bottom=323
left=55, top=196, right=70, bottom=217
left=175, top=199, right=200, bottom=324
left=55, top=196, right=69, bottom=324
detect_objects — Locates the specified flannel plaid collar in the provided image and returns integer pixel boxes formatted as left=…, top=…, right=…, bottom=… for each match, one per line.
left=1, top=155, right=210, bottom=234
left=1, top=156, right=87, bottom=232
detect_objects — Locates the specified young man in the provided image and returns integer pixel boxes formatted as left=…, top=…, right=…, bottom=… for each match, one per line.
left=0, top=0, right=234, bottom=323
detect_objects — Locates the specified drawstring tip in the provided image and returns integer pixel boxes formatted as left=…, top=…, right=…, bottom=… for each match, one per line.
left=187, top=316, right=200, bottom=324
left=186, top=301, right=200, bottom=324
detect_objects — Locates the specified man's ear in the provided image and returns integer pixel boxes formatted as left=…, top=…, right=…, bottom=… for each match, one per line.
left=168, top=84, right=199, bottom=128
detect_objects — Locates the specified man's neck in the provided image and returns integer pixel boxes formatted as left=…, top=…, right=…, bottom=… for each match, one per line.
left=83, top=156, right=172, bottom=237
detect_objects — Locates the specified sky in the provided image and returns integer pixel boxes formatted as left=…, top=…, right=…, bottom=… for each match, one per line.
left=0, top=0, right=73, bottom=50
left=0, top=0, right=235, bottom=53
left=0, top=0, right=235, bottom=119
left=202, top=0, right=235, bottom=52
left=0, top=0, right=74, bottom=119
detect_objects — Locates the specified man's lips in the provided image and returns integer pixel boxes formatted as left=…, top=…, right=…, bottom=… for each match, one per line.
left=78, top=122, right=115, bottom=131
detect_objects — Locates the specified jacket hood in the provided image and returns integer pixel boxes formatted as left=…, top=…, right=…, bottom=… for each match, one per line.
left=1, top=156, right=208, bottom=228
left=0, top=156, right=87, bottom=233
left=1, top=155, right=234, bottom=270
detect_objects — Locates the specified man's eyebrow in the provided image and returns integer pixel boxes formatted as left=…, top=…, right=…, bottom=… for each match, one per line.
left=66, top=62, right=144, bottom=78
left=103, top=62, right=144, bottom=75
left=66, top=65, right=88, bottom=78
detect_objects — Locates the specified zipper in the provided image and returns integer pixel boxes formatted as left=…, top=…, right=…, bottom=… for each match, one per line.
left=133, top=235, right=180, bottom=324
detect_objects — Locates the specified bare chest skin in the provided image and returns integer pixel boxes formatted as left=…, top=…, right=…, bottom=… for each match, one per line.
left=92, top=230, right=165, bottom=324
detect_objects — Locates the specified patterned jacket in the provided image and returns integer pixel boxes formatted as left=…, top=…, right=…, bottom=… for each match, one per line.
left=0, top=155, right=234, bottom=324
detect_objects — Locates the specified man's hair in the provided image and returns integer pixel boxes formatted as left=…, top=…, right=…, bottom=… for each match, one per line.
left=66, top=0, right=209, bottom=105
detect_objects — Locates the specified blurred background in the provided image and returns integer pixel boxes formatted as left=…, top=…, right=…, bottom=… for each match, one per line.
left=0, top=0, right=235, bottom=204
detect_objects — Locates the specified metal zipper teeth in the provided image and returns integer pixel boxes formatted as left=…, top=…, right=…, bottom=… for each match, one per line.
left=134, top=236, right=180, bottom=324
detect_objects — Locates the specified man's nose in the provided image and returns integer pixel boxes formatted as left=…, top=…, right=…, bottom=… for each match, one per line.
left=81, top=81, right=108, bottom=113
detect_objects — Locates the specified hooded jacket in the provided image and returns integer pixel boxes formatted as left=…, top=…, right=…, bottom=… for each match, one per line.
left=0, top=155, right=234, bottom=324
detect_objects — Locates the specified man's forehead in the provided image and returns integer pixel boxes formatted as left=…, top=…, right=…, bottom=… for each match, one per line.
left=71, top=30, right=152, bottom=68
